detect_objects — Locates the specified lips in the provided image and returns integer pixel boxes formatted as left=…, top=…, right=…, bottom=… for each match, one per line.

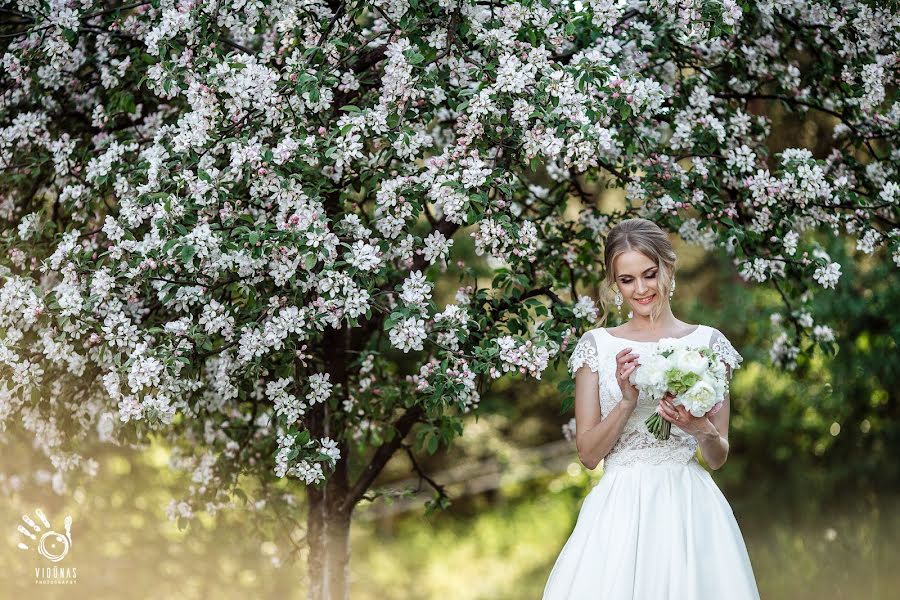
left=635, top=294, right=656, bottom=305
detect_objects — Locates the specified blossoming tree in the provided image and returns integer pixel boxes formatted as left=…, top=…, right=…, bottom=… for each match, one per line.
left=1, top=0, right=897, bottom=597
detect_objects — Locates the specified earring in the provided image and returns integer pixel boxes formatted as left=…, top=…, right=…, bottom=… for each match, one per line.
left=669, top=276, right=676, bottom=299
left=614, top=291, right=623, bottom=310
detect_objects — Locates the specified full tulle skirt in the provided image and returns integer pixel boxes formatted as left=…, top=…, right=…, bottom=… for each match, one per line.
left=541, top=460, right=760, bottom=600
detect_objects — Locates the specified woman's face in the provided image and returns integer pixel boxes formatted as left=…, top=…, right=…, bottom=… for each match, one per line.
left=613, top=250, right=665, bottom=315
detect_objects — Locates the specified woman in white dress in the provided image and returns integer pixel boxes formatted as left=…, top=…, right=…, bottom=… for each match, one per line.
left=542, top=218, right=761, bottom=599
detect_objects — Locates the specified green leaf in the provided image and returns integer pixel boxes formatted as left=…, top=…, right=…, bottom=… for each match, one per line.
left=181, top=245, right=196, bottom=264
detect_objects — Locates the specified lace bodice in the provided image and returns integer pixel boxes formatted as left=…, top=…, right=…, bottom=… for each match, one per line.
left=567, top=324, right=743, bottom=469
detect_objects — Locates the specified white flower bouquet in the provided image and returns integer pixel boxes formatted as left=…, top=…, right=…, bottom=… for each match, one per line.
left=631, top=342, right=729, bottom=440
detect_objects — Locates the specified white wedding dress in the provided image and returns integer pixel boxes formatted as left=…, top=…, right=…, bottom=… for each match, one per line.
left=542, top=324, right=760, bottom=600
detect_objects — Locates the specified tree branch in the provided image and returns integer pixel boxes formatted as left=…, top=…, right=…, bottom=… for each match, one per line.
left=340, top=403, right=425, bottom=513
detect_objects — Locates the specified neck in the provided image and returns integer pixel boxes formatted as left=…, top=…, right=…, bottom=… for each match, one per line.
left=628, top=303, right=678, bottom=332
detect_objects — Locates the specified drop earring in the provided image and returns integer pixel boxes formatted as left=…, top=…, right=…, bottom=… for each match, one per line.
left=614, top=291, right=623, bottom=311
left=669, top=276, right=676, bottom=300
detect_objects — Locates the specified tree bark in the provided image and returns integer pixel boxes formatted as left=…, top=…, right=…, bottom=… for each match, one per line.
left=306, top=478, right=353, bottom=600
left=305, top=324, right=353, bottom=600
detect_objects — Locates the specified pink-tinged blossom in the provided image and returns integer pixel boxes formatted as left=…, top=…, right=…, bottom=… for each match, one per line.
left=495, top=53, right=538, bottom=94
left=588, top=0, right=627, bottom=32
left=267, top=378, right=305, bottom=425
left=274, top=434, right=294, bottom=478
left=318, top=437, right=340, bottom=467
left=117, top=394, right=142, bottom=423
left=856, top=229, right=882, bottom=254
left=198, top=300, right=235, bottom=341
left=813, top=261, right=843, bottom=289
left=782, top=231, right=800, bottom=255
left=306, top=373, right=333, bottom=406
left=399, top=270, right=432, bottom=309
left=421, top=231, right=454, bottom=267
left=346, top=241, right=383, bottom=272
left=494, top=335, right=554, bottom=380
left=389, top=316, right=427, bottom=352
left=572, top=295, right=600, bottom=321
left=127, top=352, right=164, bottom=393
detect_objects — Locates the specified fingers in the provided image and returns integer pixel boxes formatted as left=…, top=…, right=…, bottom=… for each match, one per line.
left=658, top=400, right=677, bottom=422
left=618, top=363, right=637, bottom=378
left=659, top=398, right=683, bottom=422
left=659, top=398, right=695, bottom=425
left=615, top=348, right=640, bottom=369
left=615, top=348, right=639, bottom=361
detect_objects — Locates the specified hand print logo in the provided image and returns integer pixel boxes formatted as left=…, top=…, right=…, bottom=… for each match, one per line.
left=15, top=509, right=73, bottom=562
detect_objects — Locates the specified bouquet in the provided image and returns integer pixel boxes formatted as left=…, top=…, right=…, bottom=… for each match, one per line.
left=630, top=342, right=729, bottom=440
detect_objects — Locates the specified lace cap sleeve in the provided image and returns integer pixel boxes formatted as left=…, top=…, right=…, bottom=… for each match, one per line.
left=709, top=327, right=744, bottom=372
left=567, top=331, right=602, bottom=377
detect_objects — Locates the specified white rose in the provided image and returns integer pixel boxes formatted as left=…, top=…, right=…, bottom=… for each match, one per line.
left=681, top=379, right=718, bottom=417
left=631, top=352, right=670, bottom=400
left=708, top=360, right=727, bottom=396
left=674, top=348, right=708, bottom=375
left=657, top=338, right=679, bottom=353
left=711, top=358, right=727, bottom=379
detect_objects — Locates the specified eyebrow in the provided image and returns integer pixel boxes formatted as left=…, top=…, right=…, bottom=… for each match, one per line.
left=617, top=267, right=657, bottom=278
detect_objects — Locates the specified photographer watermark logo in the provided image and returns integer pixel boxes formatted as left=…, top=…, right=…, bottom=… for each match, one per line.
left=15, top=508, right=77, bottom=585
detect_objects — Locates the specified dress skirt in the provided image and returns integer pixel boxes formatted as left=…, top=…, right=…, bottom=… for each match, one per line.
left=541, top=460, right=761, bottom=599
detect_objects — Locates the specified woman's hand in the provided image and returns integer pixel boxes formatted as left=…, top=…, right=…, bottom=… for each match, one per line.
left=615, top=347, right=641, bottom=405
left=658, top=392, right=711, bottom=438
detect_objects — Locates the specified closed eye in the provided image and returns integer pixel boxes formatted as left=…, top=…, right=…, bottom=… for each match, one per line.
left=620, top=271, right=657, bottom=283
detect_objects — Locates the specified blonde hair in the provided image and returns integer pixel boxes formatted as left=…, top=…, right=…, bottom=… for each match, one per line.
left=599, top=218, right=676, bottom=325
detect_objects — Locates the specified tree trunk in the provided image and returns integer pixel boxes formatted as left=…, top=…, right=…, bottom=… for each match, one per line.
left=306, top=324, right=353, bottom=600
left=306, top=478, right=353, bottom=600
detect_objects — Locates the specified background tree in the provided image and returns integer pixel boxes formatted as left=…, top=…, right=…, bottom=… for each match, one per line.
left=1, top=1, right=898, bottom=599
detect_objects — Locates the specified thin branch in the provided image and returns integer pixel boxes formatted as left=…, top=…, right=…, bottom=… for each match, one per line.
left=401, top=442, right=448, bottom=500
left=340, top=404, right=425, bottom=513
left=316, top=1, right=346, bottom=48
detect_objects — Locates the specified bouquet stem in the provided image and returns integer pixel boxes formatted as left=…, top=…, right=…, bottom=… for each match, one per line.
left=644, top=411, right=672, bottom=441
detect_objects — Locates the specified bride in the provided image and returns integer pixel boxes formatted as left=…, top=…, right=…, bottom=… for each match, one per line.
left=542, top=218, right=761, bottom=599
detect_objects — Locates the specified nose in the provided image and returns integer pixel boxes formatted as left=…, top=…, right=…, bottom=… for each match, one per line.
left=635, top=279, right=648, bottom=294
